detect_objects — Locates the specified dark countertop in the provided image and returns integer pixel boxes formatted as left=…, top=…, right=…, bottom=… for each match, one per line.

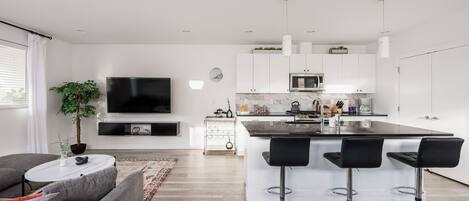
left=242, top=121, right=452, bottom=138
left=236, top=112, right=388, bottom=117
left=236, top=112, right=294, bottom=117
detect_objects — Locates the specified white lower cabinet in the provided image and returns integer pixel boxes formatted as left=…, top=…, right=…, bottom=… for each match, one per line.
left=399, top=45, right=469, bottom=184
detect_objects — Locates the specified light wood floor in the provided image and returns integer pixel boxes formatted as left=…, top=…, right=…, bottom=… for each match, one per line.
left=89, top=149, right=469, bottom=201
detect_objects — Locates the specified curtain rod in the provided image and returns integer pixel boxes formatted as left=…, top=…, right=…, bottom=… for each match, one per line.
left=0, top=20, right=52, bottom=40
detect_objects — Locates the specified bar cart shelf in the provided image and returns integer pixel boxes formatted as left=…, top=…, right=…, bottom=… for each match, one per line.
left=203, top=116, right=236, bottom=155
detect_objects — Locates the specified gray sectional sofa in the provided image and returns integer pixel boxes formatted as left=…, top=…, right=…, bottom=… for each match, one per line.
left=0, top=153, right=59, bottom=197
left=41, top=167, right=144, bottom=201
left=0, top=154, right=144, bottom=201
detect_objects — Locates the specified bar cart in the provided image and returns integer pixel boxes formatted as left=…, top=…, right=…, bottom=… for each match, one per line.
left=203, top=116, right=236, bottom=155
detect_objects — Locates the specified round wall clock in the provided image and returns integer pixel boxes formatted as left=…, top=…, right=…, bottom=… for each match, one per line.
left=209, top=67, right=223, bottom=82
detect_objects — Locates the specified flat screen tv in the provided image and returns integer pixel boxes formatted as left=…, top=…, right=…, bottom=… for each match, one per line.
left=106, top=77, right=171, bottom=113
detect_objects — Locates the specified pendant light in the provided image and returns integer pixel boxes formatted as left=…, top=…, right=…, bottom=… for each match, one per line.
left=282, top=0, right=292, bottom=56
left=378, top=0, right=390, bottom=58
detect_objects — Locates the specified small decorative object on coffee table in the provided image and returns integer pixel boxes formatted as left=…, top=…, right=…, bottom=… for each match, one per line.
left=25, top=154, right=115, bottom=182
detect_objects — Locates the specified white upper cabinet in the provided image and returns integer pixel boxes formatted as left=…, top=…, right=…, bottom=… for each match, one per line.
left=236, top=53, right=375, bottom=94
left=306, top=54, right=324, bottom=73
left=341, top=54, right=360, bottom=92
left=269, top=54, right=290, bottom=93
left=323, top=54, right=342, bottom=86
left=236, top=54, right=253, bottom=93
left=289, top=54, right=306, bottom=73
left=358, top=54, right=376, bottom=93
left=252, top=54, right=270, bottom=93
left=290, top=54, right=323, bottom=73
left=323, top=54, right=376, bottom=93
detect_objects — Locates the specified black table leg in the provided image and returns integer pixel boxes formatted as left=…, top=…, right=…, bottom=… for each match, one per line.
left=22, top=175, right=25, bottom=196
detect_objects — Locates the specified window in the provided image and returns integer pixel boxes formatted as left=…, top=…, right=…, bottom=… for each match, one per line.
left=0, top=42, right=27, bottom=108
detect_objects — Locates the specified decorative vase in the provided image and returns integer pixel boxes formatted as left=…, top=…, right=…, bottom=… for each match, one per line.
left=71, top=143, right=87, bottom=155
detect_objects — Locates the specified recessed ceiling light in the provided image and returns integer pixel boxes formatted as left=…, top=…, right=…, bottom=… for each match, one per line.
left=244, top=30, right=254, bottom=33
left=75, top=29, right=86, bottom=34
left=306, top=30, right=316, bottom=33
left=182, top=30, right=191, bottom=33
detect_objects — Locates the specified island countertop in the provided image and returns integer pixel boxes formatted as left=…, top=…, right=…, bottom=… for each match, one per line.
left=242, top=121, right=452, bottom=138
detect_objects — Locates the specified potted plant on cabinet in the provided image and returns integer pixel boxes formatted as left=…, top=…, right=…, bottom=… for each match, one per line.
left=50, top=80, right=100, bottom=155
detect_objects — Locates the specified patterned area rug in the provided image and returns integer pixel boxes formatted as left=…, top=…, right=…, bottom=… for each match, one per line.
left=115, top=159, right=177, bottom=201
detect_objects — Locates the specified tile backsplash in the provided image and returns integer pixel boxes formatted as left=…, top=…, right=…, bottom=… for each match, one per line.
left=236, top=93, right=369, bottom=113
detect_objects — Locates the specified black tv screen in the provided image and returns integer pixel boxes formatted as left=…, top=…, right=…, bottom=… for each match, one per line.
left=106, top=77, right=171, bottom=113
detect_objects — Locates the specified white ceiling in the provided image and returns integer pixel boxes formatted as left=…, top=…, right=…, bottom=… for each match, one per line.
left=0, top=0, right=467, bottom=44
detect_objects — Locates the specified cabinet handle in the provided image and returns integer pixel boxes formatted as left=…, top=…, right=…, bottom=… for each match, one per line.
left=430, top=116, right=439, bottom=120
left=420, top=115, right=430, bottom=120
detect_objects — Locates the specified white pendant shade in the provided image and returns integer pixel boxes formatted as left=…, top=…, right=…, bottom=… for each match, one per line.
left=282, top=34, right=292, bottom=56
left=378, top=36, right=390, bottom=58
left=189, top=80, right=204, bottom=90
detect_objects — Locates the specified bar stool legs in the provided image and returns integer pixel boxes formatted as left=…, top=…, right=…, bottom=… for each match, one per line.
left=331, top=168, right=357, bottom=201
left=280, top=166, right=285, bottom=201
left=415, top=168, right=423, bottom=201
left=266, top=166, right=293, bottom=200
left=347, top=168, right=353, bottom=201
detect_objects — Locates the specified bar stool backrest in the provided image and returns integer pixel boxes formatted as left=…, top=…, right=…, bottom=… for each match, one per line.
left=270, top=138, right=311, bottom=166
left=417, top=138, right=464, bottom=168
left=341, top=138, right=384, bottom=168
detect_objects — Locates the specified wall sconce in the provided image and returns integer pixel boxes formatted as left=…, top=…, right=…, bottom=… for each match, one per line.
left=189, top=80, right=204, bottom=90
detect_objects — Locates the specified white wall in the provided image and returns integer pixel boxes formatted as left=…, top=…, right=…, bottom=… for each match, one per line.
left=0, top=23, right=73, bottom=155
left=71, top=44, right=259, bottom=149
left=373, top=8, right=469, bottom=121
left=46, top=39, right=73, bottom=154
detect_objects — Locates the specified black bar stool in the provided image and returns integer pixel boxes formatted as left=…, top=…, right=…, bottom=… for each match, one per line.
left=387, top=137, right=464, bottom=201
left=324, top=138, right=384, bottom=201
left=262, top=137, right=310, bottom=201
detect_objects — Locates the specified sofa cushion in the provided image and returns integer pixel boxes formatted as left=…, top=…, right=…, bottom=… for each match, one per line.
left=100, top=171, right=143, bottom=201
left=0, top=168, right=24, bottom=191
left=0, top=154, right=59, bottom=172
left=40, top=167, right=117, bottom=201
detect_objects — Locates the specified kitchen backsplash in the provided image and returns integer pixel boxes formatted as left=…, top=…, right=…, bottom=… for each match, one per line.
left=235, top=93, right=370, bottom=113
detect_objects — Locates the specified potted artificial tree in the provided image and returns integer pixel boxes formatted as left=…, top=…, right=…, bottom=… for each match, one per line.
left=50, top=80, right=100, bottom=155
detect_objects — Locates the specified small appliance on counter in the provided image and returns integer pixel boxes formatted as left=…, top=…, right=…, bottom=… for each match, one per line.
left=214, top=108, right=225, bottom=117
left=291, top=101, right=301, bottom=113
left=253, top=105, right=269, bottom=115
left=359, top=97, right=373, bottom=114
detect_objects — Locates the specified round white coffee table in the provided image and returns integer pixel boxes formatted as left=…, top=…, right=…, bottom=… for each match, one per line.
left=25, top=154, right=115, bottom=182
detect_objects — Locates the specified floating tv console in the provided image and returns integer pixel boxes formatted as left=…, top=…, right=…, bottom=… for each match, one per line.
left=98, top=122, right=180, bottom=136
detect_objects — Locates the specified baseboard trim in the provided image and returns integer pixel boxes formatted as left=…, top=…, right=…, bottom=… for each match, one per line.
left=425, top=169, right=469, bottom=187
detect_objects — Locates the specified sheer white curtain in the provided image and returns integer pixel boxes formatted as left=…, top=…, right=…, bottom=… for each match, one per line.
left=26, top=33, right=48, bottom=153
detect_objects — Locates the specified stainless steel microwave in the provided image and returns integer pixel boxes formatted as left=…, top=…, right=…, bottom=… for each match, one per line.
left=289, top=73, right=324, bottom=92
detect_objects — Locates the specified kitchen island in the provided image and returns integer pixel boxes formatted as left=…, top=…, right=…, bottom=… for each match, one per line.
left=242, top=121, right=452, bottom=201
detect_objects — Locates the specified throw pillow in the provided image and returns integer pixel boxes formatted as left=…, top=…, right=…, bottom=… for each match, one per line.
left=40, top=167, right=117, bottom=201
